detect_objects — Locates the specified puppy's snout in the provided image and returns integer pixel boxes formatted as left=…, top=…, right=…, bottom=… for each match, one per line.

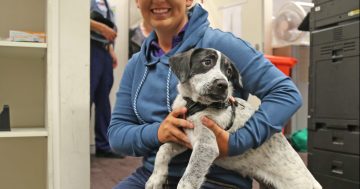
left=214, top=79, right=228, bottom=91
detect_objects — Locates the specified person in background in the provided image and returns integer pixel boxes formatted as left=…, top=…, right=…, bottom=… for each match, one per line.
left=109, top=0, right=302, bottom=188
left=129, top=18, right=152, bottom=58
left=90, top=0, right=122, bottom=158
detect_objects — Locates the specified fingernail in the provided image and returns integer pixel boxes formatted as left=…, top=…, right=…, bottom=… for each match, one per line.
left=201, top=116, right=208, bottom=122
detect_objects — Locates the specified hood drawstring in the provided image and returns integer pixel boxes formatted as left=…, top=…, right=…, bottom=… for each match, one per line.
left=133, top=66, right=173, bottom=123
left=166, top=67, right=172, bottom=113
left=133, top=67, right=148, bottom=123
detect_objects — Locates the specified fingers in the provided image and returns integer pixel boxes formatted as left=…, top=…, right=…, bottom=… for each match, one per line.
left=170, top=129, right=192, bottom=149
left=201, top=116, right=222, bottom=136
left=158, top=107, right=194, bottom=148
left=102, top=26, right=117, bottom=41
left=170, top=107, right=187, bottom=118
left=201, top=116, right=229, bottom=158
left=170, top=107, right=194, bottom=129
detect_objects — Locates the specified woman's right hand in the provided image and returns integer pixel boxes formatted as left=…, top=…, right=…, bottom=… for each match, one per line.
left=158, top=107, right=194, bottom=149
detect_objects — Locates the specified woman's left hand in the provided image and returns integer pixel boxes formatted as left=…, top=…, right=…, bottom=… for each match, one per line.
left=201, top=116, right=229, bottom=158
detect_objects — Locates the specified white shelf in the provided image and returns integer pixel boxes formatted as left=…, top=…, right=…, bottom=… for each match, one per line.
left=0, top=41, right=47, bottom=48
left=0, top=127, right=47, bottom=138
left=0, top=40, right=47, bottom=58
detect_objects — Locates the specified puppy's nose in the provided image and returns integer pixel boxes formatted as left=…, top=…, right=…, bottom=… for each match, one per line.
left=214, top=79, right=228, bottom=91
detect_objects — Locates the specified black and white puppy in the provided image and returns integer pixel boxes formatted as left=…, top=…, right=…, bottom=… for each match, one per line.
left=146, top=48, right=322, bottom=189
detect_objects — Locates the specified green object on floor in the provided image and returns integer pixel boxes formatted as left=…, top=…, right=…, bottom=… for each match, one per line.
left=290, top=128, right=308, bottom=152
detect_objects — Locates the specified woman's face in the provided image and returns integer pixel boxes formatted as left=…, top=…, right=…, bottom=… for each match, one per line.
left=136, top=0, right=193, bottom=34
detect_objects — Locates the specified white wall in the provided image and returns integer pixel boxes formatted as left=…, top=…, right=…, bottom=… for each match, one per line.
left=109, top=0, right=129, bottom=109
left=201, top=0, right=272, bottom=54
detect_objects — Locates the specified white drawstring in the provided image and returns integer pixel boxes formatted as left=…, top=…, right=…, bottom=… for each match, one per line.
left=133, top=66, right=173, bottom=123
left=133, top=67, right=148, bottom=123
left=166, top=67, right=172, bottom=113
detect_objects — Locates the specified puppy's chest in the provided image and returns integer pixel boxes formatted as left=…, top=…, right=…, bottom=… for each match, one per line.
left=188, top=108, right=232, bottom=130
left=186, top=100, right=255, bottom=135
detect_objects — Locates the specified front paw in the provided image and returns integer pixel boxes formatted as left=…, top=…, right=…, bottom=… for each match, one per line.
left=177, top=179, right=196, bottom=189
left=145, top=174, right=166, bottom=189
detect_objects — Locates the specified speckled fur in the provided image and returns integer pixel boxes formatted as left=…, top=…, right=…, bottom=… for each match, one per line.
left=146, top=49, right=322, bottom=189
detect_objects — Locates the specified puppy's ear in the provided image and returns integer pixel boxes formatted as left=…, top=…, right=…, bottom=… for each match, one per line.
left=169, top=49, right=195, bottom=83
left=230, top=62, right=243, bottom=90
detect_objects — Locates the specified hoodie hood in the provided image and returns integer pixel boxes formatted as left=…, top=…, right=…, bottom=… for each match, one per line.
left=140, top=4, right=210, bottom=65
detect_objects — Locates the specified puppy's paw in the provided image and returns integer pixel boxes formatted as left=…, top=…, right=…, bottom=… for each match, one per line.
left=177, top=179, right=196, bottom=189
left=145, top=174, right=166, bottom=189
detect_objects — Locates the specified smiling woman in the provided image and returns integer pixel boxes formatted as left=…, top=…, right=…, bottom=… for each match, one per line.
left=108, top=0, right=303, bottom=189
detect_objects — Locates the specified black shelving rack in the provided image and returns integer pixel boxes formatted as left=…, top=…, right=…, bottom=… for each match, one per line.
left=307, top=0, right=360, bottom=188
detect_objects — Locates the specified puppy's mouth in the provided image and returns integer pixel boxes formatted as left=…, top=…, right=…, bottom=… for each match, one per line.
left=206, top=92, right=228, bottom=102
left=205, top=79, right=229, bottom=102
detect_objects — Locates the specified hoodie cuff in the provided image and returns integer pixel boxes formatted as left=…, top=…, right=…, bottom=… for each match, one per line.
left=141, top=123, right=162, bottom=149
left=228, top=127, right=256, bottom=156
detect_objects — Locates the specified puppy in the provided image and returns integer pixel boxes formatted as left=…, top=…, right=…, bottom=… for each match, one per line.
left=146, top=48, right=322, bottom=189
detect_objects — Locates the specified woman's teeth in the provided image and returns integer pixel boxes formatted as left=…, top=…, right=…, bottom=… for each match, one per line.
left=152, top=9, right=169, bottom=14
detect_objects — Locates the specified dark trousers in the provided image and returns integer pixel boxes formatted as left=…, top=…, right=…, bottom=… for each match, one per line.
left=90, top=41, right=113, bottom=152
left=113, top=166, right=242, bottom=189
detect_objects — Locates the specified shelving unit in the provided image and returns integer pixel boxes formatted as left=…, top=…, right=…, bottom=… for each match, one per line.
left=0, top=0, right=90, bottom=189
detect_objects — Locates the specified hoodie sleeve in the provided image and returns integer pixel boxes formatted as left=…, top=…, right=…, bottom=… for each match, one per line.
left=204, top=29, right=303, bottom=156
left=108, top=57, right=161, bottom=157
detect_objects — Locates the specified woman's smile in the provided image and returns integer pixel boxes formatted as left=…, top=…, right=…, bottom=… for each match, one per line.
left=151, top=8, right=171, bottom=19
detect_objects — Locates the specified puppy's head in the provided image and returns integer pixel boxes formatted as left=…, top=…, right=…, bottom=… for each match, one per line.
left=169, top=48, right=243, bottom=104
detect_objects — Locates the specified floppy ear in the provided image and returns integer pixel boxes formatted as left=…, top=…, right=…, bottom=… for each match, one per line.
left=230, top=62, right=243, bottom=90
left=169, top=49, right=195, bottom=83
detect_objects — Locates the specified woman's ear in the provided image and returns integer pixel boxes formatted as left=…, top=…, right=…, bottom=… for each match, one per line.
left=135, top=0, right=140, bottom=8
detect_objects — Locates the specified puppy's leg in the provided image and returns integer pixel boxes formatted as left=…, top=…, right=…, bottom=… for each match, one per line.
left=146, top=142, right=187, bottom=189
left=177, top=128, right=219, bottom=189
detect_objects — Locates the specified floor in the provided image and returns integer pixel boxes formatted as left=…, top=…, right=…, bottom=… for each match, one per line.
left=91, top=155, right=142, bottom=189
left=90, top=153, right=307, bottom=189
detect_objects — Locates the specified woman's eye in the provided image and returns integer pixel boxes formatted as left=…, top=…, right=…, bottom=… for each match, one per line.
left=202, top=59, right=212, bottom=66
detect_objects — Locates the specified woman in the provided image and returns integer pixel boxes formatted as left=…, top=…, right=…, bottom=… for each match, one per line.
left=109, top=0, right=302, bottom=188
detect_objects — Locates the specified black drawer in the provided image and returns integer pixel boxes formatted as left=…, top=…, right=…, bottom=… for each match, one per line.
left=311, top=21, right=359, bottom=47
left=312, top=38, right=359, bottom=62
left=308, top=55, right=359, bottom=120
left=308, top=149, right=360, bottom=181
left=310, top=0, right=359, bottom=29
left=308, top=129, right=360, bottom=154
left=313, top=173, right=360, bottom=189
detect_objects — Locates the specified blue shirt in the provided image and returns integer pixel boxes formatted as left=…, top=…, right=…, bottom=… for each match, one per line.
left=108, top=4, right=302, bottom=189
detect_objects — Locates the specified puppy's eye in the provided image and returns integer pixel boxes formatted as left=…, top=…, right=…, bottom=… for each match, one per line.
left=201, top=59, right=212, bottom=66
left=227, top=68, right=233, bottom=76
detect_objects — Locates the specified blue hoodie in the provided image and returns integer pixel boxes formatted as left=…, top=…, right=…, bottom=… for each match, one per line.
left=108, top=4, right=302, bottom=188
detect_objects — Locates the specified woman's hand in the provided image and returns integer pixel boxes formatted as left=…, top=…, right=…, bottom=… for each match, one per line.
left=108, top=45, right=118, bottom=69
left=201, top=116, right=229, bottom=158
left=158, top=107, right=194, bottom=149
